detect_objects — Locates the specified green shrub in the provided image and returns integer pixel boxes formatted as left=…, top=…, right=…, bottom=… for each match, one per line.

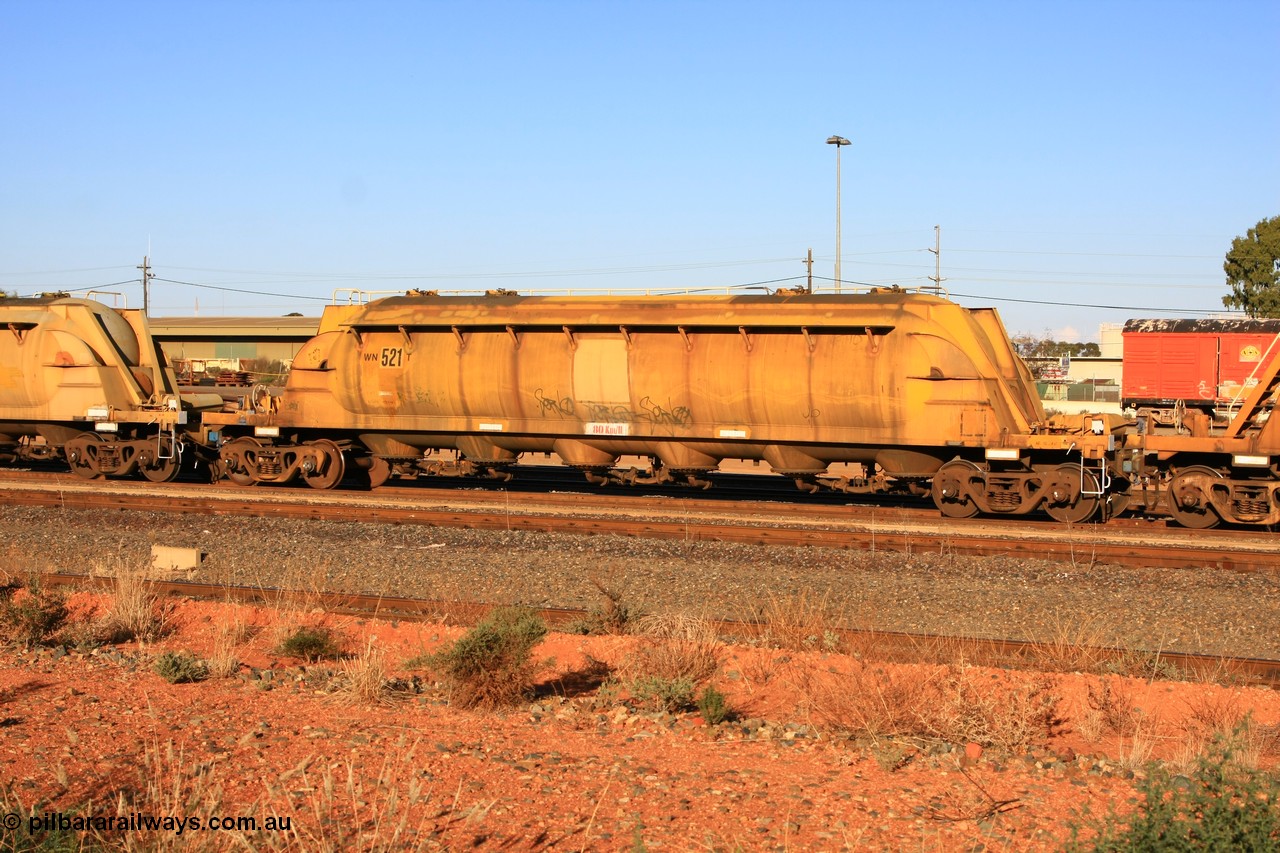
left=1069, top=725, right=1280, bottom=851
left=630, top=675, right=695, bottom=713
left=153, top=650, right=208, bottom=684
left=696, top=685, right=733, bottom=725
left=0, top=578, right=69, bottom=648
left=432, top=607, right=548, bottom=708
left=277, top=626, right=341, bottom=662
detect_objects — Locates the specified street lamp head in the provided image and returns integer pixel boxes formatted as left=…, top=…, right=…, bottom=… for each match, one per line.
left=826, top=135, right=850, bottom=146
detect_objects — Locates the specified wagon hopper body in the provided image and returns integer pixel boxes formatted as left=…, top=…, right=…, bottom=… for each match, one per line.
left=203, top=289, right=1131, bottom=521
left=0, top=295, right=220, bottom=480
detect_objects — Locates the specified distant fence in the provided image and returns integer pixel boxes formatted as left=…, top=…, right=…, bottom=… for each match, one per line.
left=1036, top=382, right=1120, bottom=403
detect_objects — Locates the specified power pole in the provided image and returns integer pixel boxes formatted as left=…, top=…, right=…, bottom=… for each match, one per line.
left=927, top=225, right=946, bottom=292
left=804, top=248, right=813, bottom=293
left=138, top=256, right=152, bottom=313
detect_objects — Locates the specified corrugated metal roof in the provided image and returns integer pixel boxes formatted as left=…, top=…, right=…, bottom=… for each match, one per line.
left=1123, top=318, right=1280, bottom=334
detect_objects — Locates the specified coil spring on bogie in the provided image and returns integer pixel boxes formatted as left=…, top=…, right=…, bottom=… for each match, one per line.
left=1233, top=498, right=1270, bottom=517
left=258, top=461, right=283, bottom=475
left=986, top=490, right=1022, bottom=509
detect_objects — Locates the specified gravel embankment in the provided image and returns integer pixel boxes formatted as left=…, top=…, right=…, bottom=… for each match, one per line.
left=4, top=504, right=1278, bottom=659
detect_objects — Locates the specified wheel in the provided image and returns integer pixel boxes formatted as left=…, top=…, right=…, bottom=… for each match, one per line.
left=303, top=440, right=345, bottom=490
left=139, top=435, right=181, bottom=483
left=931, top=460, right=982, bottom=519
left=1044, top=463, right=1101, bottom=523
left=1167, top=466, right=1222, bottom=529
left=64, top=433, right=104, bottom=480
left=221, top=437, right=262, bottom=487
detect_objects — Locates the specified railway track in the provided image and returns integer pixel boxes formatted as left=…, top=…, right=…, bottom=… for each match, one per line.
left=2, top=472, right=1279, bottom=573
left=40, top=573, right=1280, bottom=691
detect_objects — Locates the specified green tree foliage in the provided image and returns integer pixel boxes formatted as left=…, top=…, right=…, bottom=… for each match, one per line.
left=1011, top=333, right=1101, bottom=360
left=1222, top=215, right=1280, bottom=317
left=1010, top=333, right=1101, bottom=380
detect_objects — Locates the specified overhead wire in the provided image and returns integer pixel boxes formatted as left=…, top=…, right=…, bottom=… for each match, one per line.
left=15, top=264, right=1235, bottom=319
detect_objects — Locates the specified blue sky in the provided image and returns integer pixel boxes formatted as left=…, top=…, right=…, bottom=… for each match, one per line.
left=2, top=0, right=1277, bottom=340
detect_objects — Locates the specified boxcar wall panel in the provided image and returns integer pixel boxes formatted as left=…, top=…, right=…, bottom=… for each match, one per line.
left=1217, top=331, right=1280, bottom=394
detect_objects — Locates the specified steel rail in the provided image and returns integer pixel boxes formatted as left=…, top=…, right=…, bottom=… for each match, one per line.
left=3, top=483, right=1278, bottom=573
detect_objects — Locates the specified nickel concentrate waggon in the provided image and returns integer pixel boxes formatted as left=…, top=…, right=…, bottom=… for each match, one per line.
left=0, top=294, right=220, bottom=480
left=5, top=288, right=1280, bottom=529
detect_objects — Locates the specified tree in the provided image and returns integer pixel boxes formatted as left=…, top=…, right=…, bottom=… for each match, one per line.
left=1221, top=215, right=1280, bottom=317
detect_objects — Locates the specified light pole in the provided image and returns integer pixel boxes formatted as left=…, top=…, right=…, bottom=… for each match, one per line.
left=826, top=135, right=850, bottom=293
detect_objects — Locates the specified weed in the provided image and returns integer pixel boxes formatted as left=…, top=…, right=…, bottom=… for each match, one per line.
left=1186, top=690, right=1245, bottom=735
left=207, top=612, right=250, bottom=678
left=630, top=675, right=695, bottom=713
left=430, top=606, right=548, bottom=709
left=565, top=577, right=634, bottom=635
left=1116, top=719, right=1158, bottom=772
left=696, top=684, right=733, bottom=724
left=1081, top=677, right=1140, bottom=739
left=926, top=668, right=1064, bottom=753
left=805, top=662, right=933, bottom=743
left=751, top=589, right=846, bottom=653
left=336, top=637, right=392, bottom=706
left=0, top=576, right=68, bottom=648
left=100, top=739, right=228, bottom=852
left=1069, top=724, right=1280, bottom=851
left=277, top=625, right=342, bottom=662
left=619, top=614, right=722, bottom=692
left=808, top=663, right=1062, bottom=754
left=0, top=783, right=81, bottom=852
left=96, top=564, right=169, bottom=643
left=1104, top=649, right=1184, bottom=682
left=1029, top=613, right=1114, bottom=674
left=153, top=650, right=209, bottom=684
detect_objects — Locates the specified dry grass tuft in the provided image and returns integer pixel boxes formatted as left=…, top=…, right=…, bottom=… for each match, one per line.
left=336, top=636, right=392, bottom=706
left=1185, top=690, right=1246, bottom=734
left=807, top=663, right=1063, bottom=753
left=620, top=614, right=723, bottom=685
left=1170, top=690, right=1258, bottom=772
left=208, top=610, right=251, bottom=679
left=750, top=589, right=845, bottom=653
left=804, top=661, right=933, bottom=744
left=1029, top=613, right=1115, bottom=674
left=1116, top=718, right=1158, bottom=772
left=1077, top=676, right=1141, bottom=742
left=95, top=562, right=171, bottom=643
left=925, top=668, right=1063, bottom=753
left=282, top=739, right=434, bottom=851
left=102, top=739, right=227, bottom=851
left=577, top=576, right=634, bottom=635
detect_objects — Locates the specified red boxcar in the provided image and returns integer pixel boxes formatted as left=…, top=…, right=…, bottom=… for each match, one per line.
left=1122, top=319, right=1280, bottom=423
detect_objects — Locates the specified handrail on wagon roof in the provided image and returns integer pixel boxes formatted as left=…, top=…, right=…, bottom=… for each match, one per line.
left=85, top=290, right=127, bottom=308
left=332, top=284, right=949, bottom=303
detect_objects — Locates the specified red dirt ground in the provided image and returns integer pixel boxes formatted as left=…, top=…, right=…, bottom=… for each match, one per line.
left=2, top=592, right=1278, bottom=851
